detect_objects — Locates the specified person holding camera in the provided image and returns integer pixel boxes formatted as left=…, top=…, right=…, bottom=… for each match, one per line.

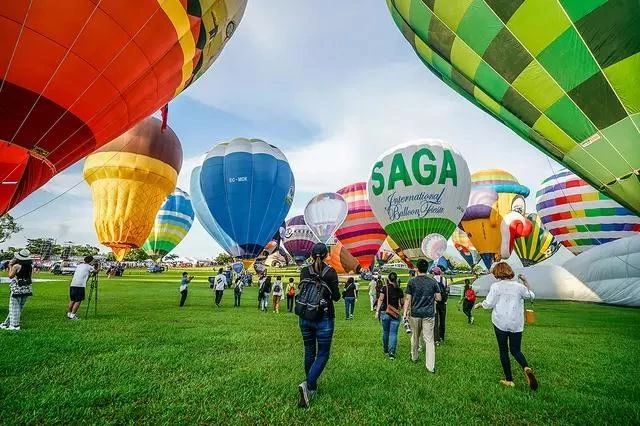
left=375, top=272, right=404, bottom=360
left=179, top=272, right=194, bottom=307
left=474, top=262, right=537, bottom=390
left=66, top=256, right=98, bottom=321
left=1, top=249, right=34, bottom=331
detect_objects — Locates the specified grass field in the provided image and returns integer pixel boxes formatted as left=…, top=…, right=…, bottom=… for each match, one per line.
left=1, top=267, right=639, bottom=425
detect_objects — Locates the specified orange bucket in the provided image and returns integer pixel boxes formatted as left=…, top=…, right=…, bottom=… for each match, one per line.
left=525, top=309, right=536, bottom=325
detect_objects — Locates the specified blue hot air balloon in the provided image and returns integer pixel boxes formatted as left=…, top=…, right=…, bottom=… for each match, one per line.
left=190, top=165, right=240, bottom=256
left=195, top=138, right=295, bottom=260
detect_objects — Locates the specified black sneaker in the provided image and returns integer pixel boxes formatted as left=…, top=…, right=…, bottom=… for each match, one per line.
left=298, top=382, right=309, bottom=408
left=389, top=353, right=396, bottom=360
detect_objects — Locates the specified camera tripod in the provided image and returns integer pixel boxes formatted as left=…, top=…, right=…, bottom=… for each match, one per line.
left=84, top=272, right=99, bottom=318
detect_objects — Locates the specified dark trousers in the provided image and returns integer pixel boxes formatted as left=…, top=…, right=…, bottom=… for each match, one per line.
left=234, top=292, right=241, bottom=307
left=434, top=302, right=446, bottom=341
left=462, top=300, right=474, bottom=322
left=494, top=326, right=529, bottom=381
left=179, top=290, right=188, bottom=307
left=300, top=316, right=334, bottom=391
left=215, top=290, right=223, bottom=306
left=287, top=295, right=294, bottom=312
left=344, top=297, right=355, bottom=319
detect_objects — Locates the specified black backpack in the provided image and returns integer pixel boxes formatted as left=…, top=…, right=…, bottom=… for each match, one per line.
left=295, top=265, right=332, bottom=321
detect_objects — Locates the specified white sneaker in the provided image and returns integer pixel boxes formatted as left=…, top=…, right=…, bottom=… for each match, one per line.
left=298, top=381, right=309, bottom=408
left=8, top=325, right=20, bottom=331
left=70, top=315, right=81, bottom=321
left=0, top=323, right=8, bottom=330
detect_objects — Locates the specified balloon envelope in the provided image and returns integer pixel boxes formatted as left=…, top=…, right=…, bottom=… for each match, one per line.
left=536, top=169, right=640, bottom=255
left=282, top=215, right=318, bottom=266
left=335, top=182, right=387, bottom=270
left=304, top=193, right=348, bottom=244
left=84, top=117, right=182, bottom=261
left=142, top=188, right=194, bottom=260
left=367, top=139, right=471, bottom=262
left=451, top=228, right=480, bottom=268
left=0, top=1, right=247, bottom=214
left=197, top=138, right=295, bottom=260
left=387, top=0, right=640, bottom=215
left=421, top=233, right=447, bottom=261
left=514, top=213, right=561, bottom=266
left=386, top=236, right=414, bottom=269
left=231, top=262, right=244, bottom=274
left=326, top=241, right=361, bottom=274
left=376, top=241, right=395, bottom=265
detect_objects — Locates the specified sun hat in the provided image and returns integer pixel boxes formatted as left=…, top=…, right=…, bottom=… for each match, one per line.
left=14, top=249, right=31, bottom=261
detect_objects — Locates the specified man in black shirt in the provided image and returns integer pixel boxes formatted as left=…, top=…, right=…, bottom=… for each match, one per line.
left=403, top=259, right=441, bottom=373
left=298, top=243, right=340, bottom=408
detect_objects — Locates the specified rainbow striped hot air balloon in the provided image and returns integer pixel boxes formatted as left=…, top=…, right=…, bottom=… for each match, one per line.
left=335, top=182, right=387, bottom=270
left=143, top=188, right=194, bottom=260
left=514, top=213, right=561, bottom=266
left=536, top=170, right=640, bottom=255
left=451, top=228, right=479, bottom=268
left=460, top=169, right=532, bottom=268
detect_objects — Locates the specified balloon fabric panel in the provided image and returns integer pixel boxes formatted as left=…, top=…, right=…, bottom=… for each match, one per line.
left=387, top=0, right=640, bottom=215
left=143, top=188, right=194, bottom=259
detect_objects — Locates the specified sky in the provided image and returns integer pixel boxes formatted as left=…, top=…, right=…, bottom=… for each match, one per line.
left=2, top=1, right=574, bottom=264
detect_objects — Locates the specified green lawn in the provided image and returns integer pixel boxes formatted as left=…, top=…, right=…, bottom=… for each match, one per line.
left=1, top=268, right=639, bottom=425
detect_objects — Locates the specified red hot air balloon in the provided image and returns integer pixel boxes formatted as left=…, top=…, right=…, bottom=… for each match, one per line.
left=335, top=182, right=387, bottom=271
left=0, top=0, right=247, bottom=214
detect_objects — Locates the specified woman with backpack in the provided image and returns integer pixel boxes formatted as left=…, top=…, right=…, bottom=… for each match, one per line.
left=1, top=249, right=34, bottom=332
left=286, top=278, right=296, bottom=312
left=296, top=243, right=340, bottom=409
left=259, top=276, right=271, bottom=312
left=342, top=277, right=357, bottom=320
left=375, top=272, right=404, bottom=360
left=272, top=275, right=284, bottom=313
left=459, top=279, right=476, bottom=324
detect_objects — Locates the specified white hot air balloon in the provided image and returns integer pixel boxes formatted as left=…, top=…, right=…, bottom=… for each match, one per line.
left=304, top=193, right=348, bottom=244
left=421, top=233, right=447, bottom=260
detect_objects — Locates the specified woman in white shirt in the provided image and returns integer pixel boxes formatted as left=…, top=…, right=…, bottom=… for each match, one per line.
left=474, top=262, right=538, bottom=390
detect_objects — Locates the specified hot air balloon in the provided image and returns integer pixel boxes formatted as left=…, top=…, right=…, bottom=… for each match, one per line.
left=536, top=169, right=640, bottom=255
left=386, top=237, right=414, bottom=269
left=304, top=193, right=348, bottom=244
left=514, top=213, right=561, bottom=266
left=326, top=241, right=361, bottom=274
left=386, top=0, right=640, bottom=215
left=451, top=228, right=479, bottom=268
left=231, top=262, right=244, bottom=275
left=460, top=170, right=532, bottom=268
left=282, top=215, right=318, bottom=266
left=194, top=138, right=295, bottom=262
left=376, top=242, right=395, bottom=266
left=142, top=188, right=194, bottom=260
left=190, top=164, right=240, bottom=257
left=84, top=117, right=182, bottom=261
left=335, top=182, right=387, bottom=271
left=421, top=233, right=447, bottom=261
left=367, top=139, right=471, bottom=262
left=0, top=1, right=247, bottom=214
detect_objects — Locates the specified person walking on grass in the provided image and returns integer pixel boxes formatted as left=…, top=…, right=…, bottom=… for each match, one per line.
left=403, top=259, right=441, bottom=373
left=368, top=276, right=377, bottom=311
left=297, top=243, right=340, bottom=409
left=259, top=276, right=272, bottom=312
left=1, top=250, right=34, bottom=332
left=343, top=277, right=357, bottom=320
left=66, top=256, right=98, bottom=320
left=375, top=272, right=404, bottom=360
left=474, top=262, right=538, bottom=390
left=179, top=272, right=194, bottom=307
left=286, top=278, right=296, bottom=312
left=213, top=268, right=227, bottom=307
left=272, top=275, right=284, bottom=313
left=458, top=279, right=475, bottom=324
left=233, top=276, right=243, bottom=307
left=432, top=267, right=449, bottom=344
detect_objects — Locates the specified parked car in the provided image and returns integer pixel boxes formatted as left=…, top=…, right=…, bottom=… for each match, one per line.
left=381, top=262, right=409, bottom=272
left=51, top=262, right=77, bottom=275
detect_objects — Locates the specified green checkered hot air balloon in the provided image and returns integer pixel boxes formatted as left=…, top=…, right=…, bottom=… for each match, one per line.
left=142, top=188, right=194, bottom=261
left=386, top=0, right=640, bottom=215
left=514, top=213, right=561, bottom=266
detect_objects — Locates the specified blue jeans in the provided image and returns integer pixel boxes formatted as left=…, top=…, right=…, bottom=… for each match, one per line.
left=299, top=316, right=335, bottom=391
left=380, top=312, right=400, bottom=355
left=344, top=297, right=355, bottom=319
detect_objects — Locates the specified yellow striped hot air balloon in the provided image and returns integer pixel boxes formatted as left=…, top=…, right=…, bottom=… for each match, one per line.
left=514, top=213, right=561, bottom=267
left=84, top=117, right=182, bottom=261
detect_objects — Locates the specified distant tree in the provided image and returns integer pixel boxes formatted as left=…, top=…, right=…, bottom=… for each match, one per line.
left=124, top=248, right=150, bottom=262
left=74, top=245, right=100, bottom=257
left=214, top=252, right=232, bottom=265
left=0, top=214, right=22, bottom=244
left=26, top=238, right=56, bottom=256
left=0, top=250, right=14, bottom=260
left=105, top=252, right=116, bottom=262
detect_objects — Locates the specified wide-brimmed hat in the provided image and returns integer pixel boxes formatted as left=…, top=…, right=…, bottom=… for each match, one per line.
left=14, top=249, right=31, bottom=260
